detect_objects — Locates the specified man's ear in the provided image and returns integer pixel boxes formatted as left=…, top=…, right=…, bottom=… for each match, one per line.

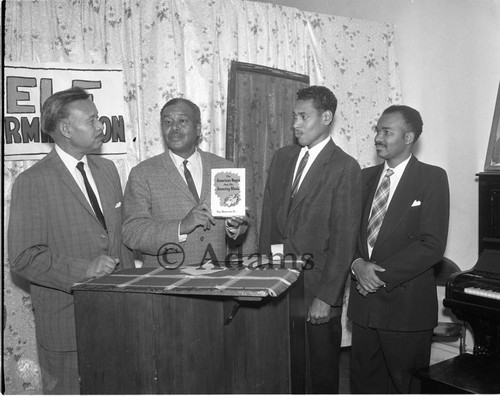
left=322, top=110, right=333, bottom=125
left=58, top=121, right=71, bottom=139
left=405, top=131, right=415, bottom=145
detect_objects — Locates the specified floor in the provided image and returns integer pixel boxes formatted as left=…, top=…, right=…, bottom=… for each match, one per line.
left=339, top=347, right=351, bottom=394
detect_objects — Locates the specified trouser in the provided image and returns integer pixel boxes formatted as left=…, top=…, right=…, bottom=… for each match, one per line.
left=37, top=343, right=80, bottom=394
left=307, top=315, right=342, bottom=394
left=350, top=322, right=432, bottom=394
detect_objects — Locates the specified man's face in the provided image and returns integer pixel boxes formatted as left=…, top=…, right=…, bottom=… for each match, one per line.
left=292, top=99, right=331, bottom=148
left=161, top=102, right=201, bottom=158
left=64, top=99, right=104, bottom=156
left=374, top=111, right=413, bottom=167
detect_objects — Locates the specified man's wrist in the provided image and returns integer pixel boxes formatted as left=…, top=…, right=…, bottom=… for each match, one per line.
left=351, top=258, right=363, bottom=276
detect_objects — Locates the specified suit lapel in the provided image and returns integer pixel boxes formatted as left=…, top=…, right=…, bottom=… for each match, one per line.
left=374, top=156, right=421, bottom=251
left=360, top=165, right=384, bottom=257
left=199, top=150, right=212, bottom=204
left=161, top=151, right=199, bottom=204
left=288, top=140, right=336, bottom=216
left=88, top=156, right=116, bottom=230
left=49, top=149, right=100, bottom=224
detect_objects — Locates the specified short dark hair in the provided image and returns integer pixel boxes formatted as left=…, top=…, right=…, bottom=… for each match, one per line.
left=382, top=105, right=423, bottom=141
left=160, top=98, right=201, bottom=124
left=296, top=85, right=338, bottom=116
left=41, top=87, right=90, bottom=136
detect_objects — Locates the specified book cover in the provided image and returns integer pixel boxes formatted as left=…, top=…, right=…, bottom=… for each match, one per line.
left=211, top=168, right=245, bottom=217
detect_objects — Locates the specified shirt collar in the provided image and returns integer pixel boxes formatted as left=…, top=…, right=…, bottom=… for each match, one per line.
left=383, top=154, right=412, bottom=178
left=300, top=136, right=331, bottom=157
left=169, top=148, right=200, bottom=169
left=55, top=144, right=89, bottom=170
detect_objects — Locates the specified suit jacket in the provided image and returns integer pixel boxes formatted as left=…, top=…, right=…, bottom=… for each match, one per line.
left=122, top=149, right=234, bottom=267
left=8, top=148, right=134, bottom=351
left=347, top=155, right=450, bottom=331
left=259, top=140, right=362, bottom=311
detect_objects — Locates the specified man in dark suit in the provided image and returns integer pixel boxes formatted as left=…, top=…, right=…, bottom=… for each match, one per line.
left=259, top=85, right=362, bottom=393
left=348, top=105, right=450, bottom=393
left=8, top=87, right=134, bottom=394
left=122, top=98, right=248, bottom=267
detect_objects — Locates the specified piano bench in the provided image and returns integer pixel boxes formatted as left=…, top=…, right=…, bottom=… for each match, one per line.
left=414, top=353, right=500, bottom=394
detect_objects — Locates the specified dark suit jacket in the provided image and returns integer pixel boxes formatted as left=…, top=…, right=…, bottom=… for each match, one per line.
left=347, top=155, right=450, bottom=331
left=122, top=149, right=234, bottom=267
left=259, top=140, right=362, bottom=312
left=8, top=148, right=134, bottom=351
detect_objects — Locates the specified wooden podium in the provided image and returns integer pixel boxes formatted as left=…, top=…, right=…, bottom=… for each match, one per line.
left=72, top=264, right=306, bottom=394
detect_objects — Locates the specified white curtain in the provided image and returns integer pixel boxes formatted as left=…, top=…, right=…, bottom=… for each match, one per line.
left=3, top=0, right=401, bottom=392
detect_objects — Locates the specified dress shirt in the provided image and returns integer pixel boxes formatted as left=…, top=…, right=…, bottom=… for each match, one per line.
left=169, top=149, right=203, bottom=196
left=55, top=144, right=104, bottom=214
left=292, top=136, right=331, bottom=191
left=169, top=150, right=203, bottom=242
left=366, top=154, right=411, bottom=257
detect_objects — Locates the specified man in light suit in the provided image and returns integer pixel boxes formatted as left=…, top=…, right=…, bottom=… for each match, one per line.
left=122, top=98, right=248, bottom=268
left=348, top=105, right=450, bottom=393
left=259, top=86, right=362, bottom=393
left=8, top=87, right=134, bottom=394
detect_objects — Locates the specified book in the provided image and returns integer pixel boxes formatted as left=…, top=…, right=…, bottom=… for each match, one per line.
left=211, top=168, right=245, bottom=217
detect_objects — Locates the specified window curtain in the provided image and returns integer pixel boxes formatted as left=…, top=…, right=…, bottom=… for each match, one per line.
left=3, top=0, right=401, bottom=392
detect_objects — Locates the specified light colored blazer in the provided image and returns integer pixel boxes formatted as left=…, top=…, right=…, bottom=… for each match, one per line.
left=347, top=155, right=450, bottom=331
left=259, top=140, right=363, bottom=312
left=122, top=149, right=234, bottom=267
left=8, top=148, right=134, bottom=351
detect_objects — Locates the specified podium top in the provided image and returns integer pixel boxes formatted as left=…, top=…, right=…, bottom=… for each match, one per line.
left=72, top=264, right=300, bottom=298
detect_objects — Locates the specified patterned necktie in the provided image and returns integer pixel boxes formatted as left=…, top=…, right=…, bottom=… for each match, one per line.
left=76, top=162, right=107, bottom=230
left=290, top=151, right=309, bottom=198
left=183, top=160, right=200, bottom=203
left=367, top=168, right=394, bottom=247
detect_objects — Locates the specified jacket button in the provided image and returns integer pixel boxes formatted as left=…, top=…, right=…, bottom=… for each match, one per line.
left=200, top=236, right=204, bottom=241
left=101, top=233, right=107, bottom=239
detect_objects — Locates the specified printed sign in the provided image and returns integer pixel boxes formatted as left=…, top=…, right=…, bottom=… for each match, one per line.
left=3, top=62, right=128, bottom=160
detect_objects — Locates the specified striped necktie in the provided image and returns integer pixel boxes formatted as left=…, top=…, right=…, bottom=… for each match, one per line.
left=367, top=168, right=394, bottom=247
left=290, top=151, right=309, bottom=199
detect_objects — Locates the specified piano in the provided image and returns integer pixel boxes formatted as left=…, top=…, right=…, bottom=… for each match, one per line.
left=444, top=249, right=500, bottom=356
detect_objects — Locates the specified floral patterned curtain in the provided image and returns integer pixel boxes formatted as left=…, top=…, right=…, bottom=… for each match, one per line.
left=3, top=0, right=401, bottom=392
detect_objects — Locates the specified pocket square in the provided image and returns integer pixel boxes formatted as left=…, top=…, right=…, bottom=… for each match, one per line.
left=411, top=200, right=421, bottom=207
left=115, top=202, right=122, bottom=208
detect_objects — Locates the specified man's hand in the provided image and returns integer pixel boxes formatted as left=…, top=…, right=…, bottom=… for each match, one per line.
left=307, top=297, right=331, bottom=325
left=352, top=258, right=385, bottom=295
left=86, top=255, right=119, bottom=279
left=180, top=203, right=215, bottom=234
left=225, top=209, right=250, bottom=239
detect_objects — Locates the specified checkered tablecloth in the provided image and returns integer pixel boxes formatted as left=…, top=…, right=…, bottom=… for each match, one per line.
left=72, top=264, right=300, bottom=298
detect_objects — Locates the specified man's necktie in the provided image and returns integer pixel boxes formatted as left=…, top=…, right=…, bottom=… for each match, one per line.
left=76, top=162, right=107, bottom=230
left=290, top=151, right=309, bottom=199
left=367, top=168, right=394, bottom=247
left=183, top=160, right=200, bottom=203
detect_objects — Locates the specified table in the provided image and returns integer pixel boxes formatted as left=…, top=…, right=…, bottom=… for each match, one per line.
left=72, top=263, right=306, bottom=394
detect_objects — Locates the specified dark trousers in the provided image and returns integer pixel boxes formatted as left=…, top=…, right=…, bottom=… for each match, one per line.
left=350, top=322, right=432, bottom=394
left=307, top=315, right=342, bottom=394
left=37, top=343, right=80, bottom=394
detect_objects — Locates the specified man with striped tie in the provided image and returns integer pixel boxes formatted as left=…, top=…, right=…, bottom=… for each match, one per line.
left=348, top=105, right=450, bottom=393
left=259, top=86, right=362, bottom=393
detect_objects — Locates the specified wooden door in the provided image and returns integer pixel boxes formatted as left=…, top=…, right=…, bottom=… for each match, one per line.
left=226, top=61, right=309, bottom=254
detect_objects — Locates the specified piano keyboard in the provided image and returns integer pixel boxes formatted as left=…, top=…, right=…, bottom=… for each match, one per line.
left=464, top=287, right=500, bottom=300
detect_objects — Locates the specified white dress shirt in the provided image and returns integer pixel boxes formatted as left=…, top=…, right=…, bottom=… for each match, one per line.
left=292, top=136, right=331, bottom=191
left=366, top=154, right=412, bottom=257
left=55, top=145, right=104, bottom=213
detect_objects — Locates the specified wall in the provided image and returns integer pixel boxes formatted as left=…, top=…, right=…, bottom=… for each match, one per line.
left=253, top=0, right=500, bottom=271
